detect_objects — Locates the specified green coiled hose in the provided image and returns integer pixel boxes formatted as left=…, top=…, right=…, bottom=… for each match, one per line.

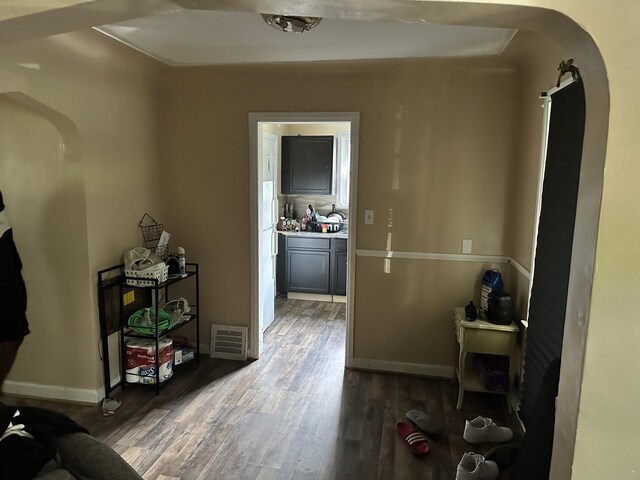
left=128, top=307, right=173, bottom=335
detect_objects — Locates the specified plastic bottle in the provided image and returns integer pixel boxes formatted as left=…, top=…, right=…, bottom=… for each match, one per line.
left=177, top=246, right=186, bottom=275
left=465, top=301, right=478, bottom=321
left=143, top=308, right=152, bottom=327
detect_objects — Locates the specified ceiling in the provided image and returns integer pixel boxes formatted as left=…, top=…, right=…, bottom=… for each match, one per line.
left=96, top=9, right=517, bottom=66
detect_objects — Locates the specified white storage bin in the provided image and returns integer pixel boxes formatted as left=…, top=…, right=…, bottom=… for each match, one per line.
left=124, top=263, right=168, bottom=287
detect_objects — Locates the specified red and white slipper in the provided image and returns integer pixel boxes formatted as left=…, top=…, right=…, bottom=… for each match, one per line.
left=397, top=421, right=430, bottom=455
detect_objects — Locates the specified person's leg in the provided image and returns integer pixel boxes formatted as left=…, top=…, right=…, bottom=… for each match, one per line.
left=0, top=278, right=29, bottom=391
left=33, top=460, right=76, bottom=480
left=0, top=337, right=23, bottom=389
left=55, top=432, right=143, bottom=480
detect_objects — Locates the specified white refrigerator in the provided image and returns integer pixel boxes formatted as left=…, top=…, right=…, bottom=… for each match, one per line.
left=260, top=181, right=278, bottom=332
left=259, top=131, right=279, bottom=332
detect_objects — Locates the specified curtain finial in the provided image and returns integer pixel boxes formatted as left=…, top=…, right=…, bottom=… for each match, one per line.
left=557, top=59, right=580, bottom=88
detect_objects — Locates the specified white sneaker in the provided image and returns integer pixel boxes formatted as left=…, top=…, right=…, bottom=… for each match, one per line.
left=456, top=452, right=499, bottom=480
left=463, top=416, right=513, bottom=444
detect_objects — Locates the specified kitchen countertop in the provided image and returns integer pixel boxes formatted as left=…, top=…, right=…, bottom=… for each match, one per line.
left=277, top=229, right=348, bottom=238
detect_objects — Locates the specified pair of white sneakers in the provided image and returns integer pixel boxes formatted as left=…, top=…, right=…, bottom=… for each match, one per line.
left=463, top=416, right=513, bottom=444
left=455, top=416, right=514, bottom=480
left=456, top=452, right=499, bottom=480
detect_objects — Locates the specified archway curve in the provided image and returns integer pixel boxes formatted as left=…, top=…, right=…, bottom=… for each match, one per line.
left=0, top=91, right=88, bottom=260
left=0, top=1, right=612, bottom=475
left=0, top=91, right=95, bottom=401
left=2, top=91, right=83, bottom=162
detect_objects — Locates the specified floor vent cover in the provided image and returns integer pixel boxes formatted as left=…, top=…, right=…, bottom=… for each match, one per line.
left=210, top=324, right=248, bottom=361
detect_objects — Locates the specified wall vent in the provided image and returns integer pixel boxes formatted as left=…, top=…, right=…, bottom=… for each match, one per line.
left=210, top=324, right=248, bottom=361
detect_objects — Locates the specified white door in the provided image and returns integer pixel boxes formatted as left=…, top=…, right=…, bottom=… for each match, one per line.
left=259, top=131, right=278, bottom=332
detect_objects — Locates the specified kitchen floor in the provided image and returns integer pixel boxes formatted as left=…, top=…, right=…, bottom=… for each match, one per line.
left=1, top=298, right=518, bottom=479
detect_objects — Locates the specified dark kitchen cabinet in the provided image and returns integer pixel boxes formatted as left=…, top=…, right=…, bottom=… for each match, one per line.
left=281, top=135, right=334, bottom=195
left=332, top=239, right=348, bottom=296
left=286, top=236, right=331, bottom=294
left=276, top=233, right=287, bottom=294
left=280, top=235, right=347, bottom=296
left=287, top=249, right=331, bottom=294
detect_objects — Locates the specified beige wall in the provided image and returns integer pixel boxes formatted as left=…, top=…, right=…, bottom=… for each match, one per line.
left=0, top=29, right=163, bottom=398
left=354, top=257, right=506, bottom=364
left=159, top=58, right=521, bottom=368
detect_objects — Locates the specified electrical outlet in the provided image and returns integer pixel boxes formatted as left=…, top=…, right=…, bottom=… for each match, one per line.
left=462, top=239, right=472, bottom=254
left=364, top=210, right=374, bottom=224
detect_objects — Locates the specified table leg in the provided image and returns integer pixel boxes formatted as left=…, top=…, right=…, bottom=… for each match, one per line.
left=457, top=351, right=466, bottom=409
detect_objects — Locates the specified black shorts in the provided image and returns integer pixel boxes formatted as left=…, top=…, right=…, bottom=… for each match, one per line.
left=0, top=278, right=30, bottom=342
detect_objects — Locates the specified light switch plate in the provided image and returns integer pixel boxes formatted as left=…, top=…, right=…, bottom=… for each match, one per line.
left=462, top=239, right=472, bottom=254
left=364, top=210, right=374, bottom=224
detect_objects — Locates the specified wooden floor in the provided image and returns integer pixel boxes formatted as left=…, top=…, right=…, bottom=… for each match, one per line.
left=1, top=298, right=518, bottom=479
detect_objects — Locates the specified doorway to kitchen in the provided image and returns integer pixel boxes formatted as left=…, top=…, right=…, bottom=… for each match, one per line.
left=248, top=112, right=360, bottom=364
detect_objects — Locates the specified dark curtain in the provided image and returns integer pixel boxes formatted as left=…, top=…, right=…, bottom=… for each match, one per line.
left=519, top=79, right=585, bottom=425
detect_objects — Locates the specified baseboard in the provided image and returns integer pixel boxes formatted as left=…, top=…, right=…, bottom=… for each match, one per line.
left=349, top=357, right=455, bottom=379
left=332, top=295, right=347, bottom=303
left=3, top=380, right=101, bottom=404
left=3, top=344, right=214, bottom=404
left=287, top=292, right=333, bottom=302
left=199, top=342, right=211, bottom=355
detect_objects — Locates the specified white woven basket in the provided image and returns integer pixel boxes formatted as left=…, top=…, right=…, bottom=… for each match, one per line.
left=125, top=263, right=168, bottom=287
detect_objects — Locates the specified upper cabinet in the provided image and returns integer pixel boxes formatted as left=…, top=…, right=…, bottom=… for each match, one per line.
left=281, top=135, right=334, bottom=195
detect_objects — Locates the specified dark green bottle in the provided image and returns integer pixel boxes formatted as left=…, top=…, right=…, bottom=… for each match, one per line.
left=465, top=301, right=478, bottom=321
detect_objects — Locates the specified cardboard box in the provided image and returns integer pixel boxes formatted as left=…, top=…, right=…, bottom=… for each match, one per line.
left=174, top=347, right=195, bottom=365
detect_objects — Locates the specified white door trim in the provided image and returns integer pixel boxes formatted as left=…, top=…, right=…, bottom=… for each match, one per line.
left=248, top=112, right=360, bottom=367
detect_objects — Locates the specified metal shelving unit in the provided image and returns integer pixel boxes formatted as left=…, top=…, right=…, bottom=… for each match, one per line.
left=97, top=263, right=200, bottom=397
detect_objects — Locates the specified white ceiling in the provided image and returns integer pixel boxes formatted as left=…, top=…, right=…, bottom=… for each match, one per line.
left=97, top=9, right=517, bottom=66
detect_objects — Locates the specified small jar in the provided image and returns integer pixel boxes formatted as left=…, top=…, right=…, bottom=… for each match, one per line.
left=322, top=224, right=328, bottom=233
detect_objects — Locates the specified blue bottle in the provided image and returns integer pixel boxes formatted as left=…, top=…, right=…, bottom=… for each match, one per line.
left=480, top=269, right=503, bottom=313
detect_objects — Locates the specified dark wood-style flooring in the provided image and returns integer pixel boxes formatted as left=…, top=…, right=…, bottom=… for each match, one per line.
left=1, top=298, right=518, bottom=479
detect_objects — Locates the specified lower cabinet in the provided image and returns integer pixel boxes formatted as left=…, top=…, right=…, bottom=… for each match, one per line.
left=276, top=234, right=287, bottom=293
left=279, top=235, right=347, bottom=295
left=288, top=249, right=331, bottom=293
left=332, top=249, right=348, bottom=296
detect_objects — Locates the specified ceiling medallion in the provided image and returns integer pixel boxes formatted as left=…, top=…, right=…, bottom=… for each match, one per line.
left=261, top=13, right=322, bottom=33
